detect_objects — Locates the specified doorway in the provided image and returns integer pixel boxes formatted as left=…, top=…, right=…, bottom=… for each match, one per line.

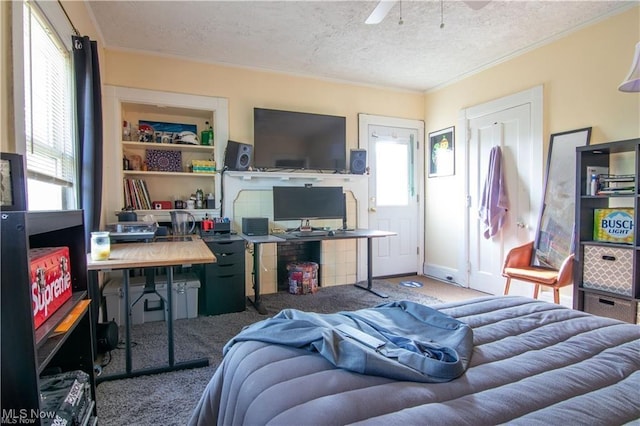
left=358, top=114, right=424, bottom=277
left=460, top=86, right=543, bottom=294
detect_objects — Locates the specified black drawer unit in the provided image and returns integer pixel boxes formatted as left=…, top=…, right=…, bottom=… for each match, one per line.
left=197, top=236, right=246, bottom=315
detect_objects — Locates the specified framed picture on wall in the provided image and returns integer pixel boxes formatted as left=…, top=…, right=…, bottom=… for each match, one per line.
left=428, top=126, right=455, bottom=177
left=1, top=152, right=27, bottom=211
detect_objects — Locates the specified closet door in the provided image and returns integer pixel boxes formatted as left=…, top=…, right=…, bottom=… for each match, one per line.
left=467, top=103, right=538, bottom=296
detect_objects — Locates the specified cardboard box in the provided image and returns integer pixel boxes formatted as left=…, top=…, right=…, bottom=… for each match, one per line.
left=593, top=208, right=634, bottom=244
left=30, top=247, right=73, bottom=329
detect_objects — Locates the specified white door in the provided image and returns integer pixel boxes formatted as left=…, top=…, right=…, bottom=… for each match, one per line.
left=463, top=88, right=543, bottom=295
left=366, top=123, right=421, bottom=277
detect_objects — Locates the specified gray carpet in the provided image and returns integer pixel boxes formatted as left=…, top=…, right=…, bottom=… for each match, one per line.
left=95, top=280, right=443, bottom=425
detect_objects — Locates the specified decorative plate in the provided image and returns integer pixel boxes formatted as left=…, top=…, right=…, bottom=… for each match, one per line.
left=145, top=149, right=182, bottom=172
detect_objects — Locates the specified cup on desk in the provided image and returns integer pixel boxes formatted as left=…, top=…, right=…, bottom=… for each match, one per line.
left=201, top=218, right=214, bottom=231
left=90, top=232, right=110, bottom=261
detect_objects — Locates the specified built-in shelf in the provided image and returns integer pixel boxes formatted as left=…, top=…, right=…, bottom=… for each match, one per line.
left=104, top=86, right=228, bottom=217
left=122, top=141, right=215, bottom=153
left=123, top=170, right=216, bottom=177
left=110, top=209, right=220, bottom=223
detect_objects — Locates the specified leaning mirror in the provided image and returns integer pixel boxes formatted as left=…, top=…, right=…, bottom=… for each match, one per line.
left=534, top=127, right=592, bottom=269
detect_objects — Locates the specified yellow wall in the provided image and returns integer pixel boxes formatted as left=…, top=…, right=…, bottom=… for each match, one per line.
left=103, top=51, right=424, bottom=148
left=424, top=6, right=640, bottom=270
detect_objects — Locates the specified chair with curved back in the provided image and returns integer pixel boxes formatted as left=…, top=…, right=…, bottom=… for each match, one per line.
left=502, top=241, right=574, bottom=304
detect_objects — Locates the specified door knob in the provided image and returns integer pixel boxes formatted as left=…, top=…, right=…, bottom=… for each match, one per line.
left=369, top=207, right=377, bottom=212
left=516, top=222, right=527, bottom=229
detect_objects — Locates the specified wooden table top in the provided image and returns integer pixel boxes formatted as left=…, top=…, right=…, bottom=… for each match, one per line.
left=87, top=239, right=216, bottom=271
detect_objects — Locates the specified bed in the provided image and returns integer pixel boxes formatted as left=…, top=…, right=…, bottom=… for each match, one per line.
left=189, top=296, right=640, bottom=425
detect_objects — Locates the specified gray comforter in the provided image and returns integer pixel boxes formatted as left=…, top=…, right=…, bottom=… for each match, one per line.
left=190, top=296, right=640, bottom=425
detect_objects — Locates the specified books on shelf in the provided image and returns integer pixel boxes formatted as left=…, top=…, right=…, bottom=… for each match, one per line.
left=596, top=174, right=636, bottom=195
left=597, top=188, right=635, bottom=194
left=123, top=178, right=152, bottom=209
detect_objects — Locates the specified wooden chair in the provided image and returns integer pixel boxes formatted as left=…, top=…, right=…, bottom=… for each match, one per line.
left=502, top=241, right=574, bottom=304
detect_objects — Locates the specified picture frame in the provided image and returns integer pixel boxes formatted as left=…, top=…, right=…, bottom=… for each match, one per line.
left=428, top=126, right=455, bottom=177
left=1, top=152, right=28, bottom=211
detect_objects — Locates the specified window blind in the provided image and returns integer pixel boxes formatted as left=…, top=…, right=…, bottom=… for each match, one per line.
left=23, top=1, right=76, bottom=192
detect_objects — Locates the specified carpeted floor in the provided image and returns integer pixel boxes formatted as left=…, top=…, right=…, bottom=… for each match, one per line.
left=95, top=280, right=445, bottom=425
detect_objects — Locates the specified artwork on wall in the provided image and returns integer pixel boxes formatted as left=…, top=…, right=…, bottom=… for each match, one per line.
left=428, top=127, right=455, bottom=177
left=533, top=127, right=592, bottom=269
left=0, top=152, right=27, bottom=211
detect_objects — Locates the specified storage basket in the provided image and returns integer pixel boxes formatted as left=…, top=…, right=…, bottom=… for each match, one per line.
left=582, top=245, right=633, bottom=296
left=583, top=293, right=636, bottom=323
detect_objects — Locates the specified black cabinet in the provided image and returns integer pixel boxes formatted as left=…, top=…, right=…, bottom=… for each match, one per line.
left=197, top=235, right=246, bottom=315
left=1, top=210, right=97, bottom=423
left=574, top=139, right=639, bottom=323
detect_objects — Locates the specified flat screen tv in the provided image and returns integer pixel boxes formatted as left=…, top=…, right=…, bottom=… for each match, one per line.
left=273, top=186, right=344, bottom=222
left=254, top=108, right=346, bottom=171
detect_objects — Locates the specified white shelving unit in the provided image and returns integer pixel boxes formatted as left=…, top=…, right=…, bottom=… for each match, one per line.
left=103, top=86, right=229, bottom=223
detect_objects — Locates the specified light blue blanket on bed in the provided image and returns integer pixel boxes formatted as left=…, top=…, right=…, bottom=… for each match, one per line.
left=223, top=300, right=473, bottom=383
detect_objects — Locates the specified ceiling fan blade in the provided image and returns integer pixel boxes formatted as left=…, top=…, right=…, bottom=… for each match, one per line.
left=464, top=1, right=491, bottom=10
left=365, top=0, right=398, bottom=25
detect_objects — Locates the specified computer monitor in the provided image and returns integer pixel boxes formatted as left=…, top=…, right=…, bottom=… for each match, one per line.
left=272, top=186, right=344, bottom=222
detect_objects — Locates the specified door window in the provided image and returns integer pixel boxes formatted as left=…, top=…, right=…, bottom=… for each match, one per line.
left=375, top=140, right=412, bottom=206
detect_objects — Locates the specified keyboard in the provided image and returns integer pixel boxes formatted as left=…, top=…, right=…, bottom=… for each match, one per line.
left=293, top=230, right=328, bottom=237
left=275, top=233, right=299, bottom=240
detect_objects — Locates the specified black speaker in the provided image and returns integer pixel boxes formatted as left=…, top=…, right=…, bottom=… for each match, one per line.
left=242, top=217, right=269, bottom=236
left=224, top=141, right=253, bottom=171
left=350, top=149, right=367, bottom=174
left=97, top=321, right=119, bottom=354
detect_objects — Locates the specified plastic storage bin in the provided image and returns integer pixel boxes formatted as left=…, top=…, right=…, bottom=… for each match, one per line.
left=103, top=273, right=200, bottom=325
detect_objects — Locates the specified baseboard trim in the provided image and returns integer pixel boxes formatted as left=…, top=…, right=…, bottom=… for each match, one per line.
left=423, top=264, right=461, bottom=286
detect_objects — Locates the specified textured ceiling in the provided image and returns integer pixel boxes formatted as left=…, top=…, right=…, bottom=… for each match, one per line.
left=86, top=1, right=635, bottom=92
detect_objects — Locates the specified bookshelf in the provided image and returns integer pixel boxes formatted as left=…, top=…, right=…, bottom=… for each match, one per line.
left=1, top=210, right=97, bottom=424
left=103, top=86, right=229, bottom=223
left=574, top=138, right=639, bottom=323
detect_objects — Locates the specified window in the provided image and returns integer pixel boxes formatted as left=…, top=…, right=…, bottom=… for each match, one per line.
left=375, top=140, right=410, bottom=206
left=16, top=1, right=77, bottom=210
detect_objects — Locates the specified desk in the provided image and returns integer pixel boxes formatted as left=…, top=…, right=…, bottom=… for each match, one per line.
left=87, top=239, right=215, bottom=382
left=241, top=229, right=396, bottom=314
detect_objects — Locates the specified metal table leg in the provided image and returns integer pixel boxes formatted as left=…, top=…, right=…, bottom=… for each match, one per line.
left=354, top=237, right=389, bottom=298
